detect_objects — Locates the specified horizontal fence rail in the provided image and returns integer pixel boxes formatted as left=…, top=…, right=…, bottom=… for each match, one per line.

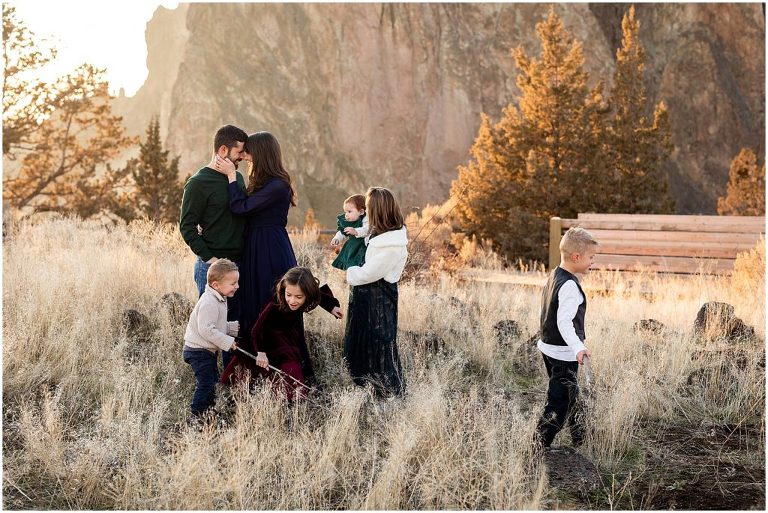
left=549, top=213, right=765, bottom=274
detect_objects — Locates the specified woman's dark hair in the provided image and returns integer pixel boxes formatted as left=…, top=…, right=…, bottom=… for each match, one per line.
left=245, top=132, right=297, bottom=206
left=274, top=267, right=321, bottom=313
left=365, top=187, right=404, bottom=236
left=213, top=124, right=247, bottom=153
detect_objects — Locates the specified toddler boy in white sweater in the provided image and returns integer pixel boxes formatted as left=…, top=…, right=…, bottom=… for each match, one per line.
left=182, top=259, right=240, bottom=419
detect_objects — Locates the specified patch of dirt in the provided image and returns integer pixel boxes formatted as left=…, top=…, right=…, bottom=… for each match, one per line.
left=538, top=420, right=765, bottom=510
left=544, top=446, right=602, bottom=493
left=614, top=422, right=765, bottom=510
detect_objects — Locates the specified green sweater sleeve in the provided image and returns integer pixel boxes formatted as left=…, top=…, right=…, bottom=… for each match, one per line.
left=179, top=179, right=213, bottom=262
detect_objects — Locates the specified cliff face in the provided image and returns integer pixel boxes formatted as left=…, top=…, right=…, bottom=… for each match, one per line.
left=590, top=3, right=765, bottom=213
left=112, top=4, right=190, bottom=140
left=118, top=3, right=764, bottom=225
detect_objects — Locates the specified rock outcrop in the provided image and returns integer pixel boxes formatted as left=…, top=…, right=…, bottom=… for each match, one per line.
left=115, top=3, right=765, bottom=225
left=692, top=301, right=757, bottom=344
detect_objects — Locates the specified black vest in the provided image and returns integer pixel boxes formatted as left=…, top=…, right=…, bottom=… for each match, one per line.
left=539, top=267, right=586, bottom=346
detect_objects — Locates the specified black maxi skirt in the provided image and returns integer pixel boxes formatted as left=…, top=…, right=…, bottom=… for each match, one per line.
left=343, top=279, right=405, bottom=396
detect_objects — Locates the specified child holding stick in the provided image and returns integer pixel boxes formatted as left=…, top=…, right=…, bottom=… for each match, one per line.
left=221, top=267, right=343, bottom=400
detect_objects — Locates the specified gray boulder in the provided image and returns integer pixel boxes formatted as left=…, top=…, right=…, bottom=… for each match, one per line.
left=692, top=302, right=757, bottom=344
left=155, top=292, right=194, bottom=326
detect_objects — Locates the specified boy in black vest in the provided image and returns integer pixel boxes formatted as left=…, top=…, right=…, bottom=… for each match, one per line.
left=535, top=227, right=599, bottom=448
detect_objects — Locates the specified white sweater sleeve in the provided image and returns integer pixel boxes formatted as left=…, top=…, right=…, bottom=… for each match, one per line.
left=196, top=302, right=235, bottom=351
left=347, top=248, right=390, bottom=286
left=331, top=231, right=345, bottom=244
left=355, top=217, right=369, bottom=238
left=556, top=280, right=587, bottom=357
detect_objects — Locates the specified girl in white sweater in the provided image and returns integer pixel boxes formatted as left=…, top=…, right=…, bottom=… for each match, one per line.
left=344, top=187, right=408, bottom=396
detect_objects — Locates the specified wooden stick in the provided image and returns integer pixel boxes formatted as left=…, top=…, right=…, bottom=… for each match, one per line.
left=235, top=347, right=316, bottom=392
left=582, top=355, right=593, bottom=389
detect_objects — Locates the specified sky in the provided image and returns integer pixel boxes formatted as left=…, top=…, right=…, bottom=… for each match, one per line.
left=12, top=0, right=180, bottom=97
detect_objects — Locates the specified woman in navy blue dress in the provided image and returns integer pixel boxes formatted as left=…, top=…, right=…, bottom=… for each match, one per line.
left=214, top=132, right=298, bottom=343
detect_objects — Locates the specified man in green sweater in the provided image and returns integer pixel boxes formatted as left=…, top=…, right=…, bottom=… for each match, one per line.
left=179, top=124, right=248, bottom=367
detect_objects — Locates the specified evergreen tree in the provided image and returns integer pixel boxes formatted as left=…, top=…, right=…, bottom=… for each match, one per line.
left=717, top=148, right=765, bottom=216
left=607, top=5, right=674, bottom=213
left=125, top=117, right=183, bottom=223
left=3, top=64, right=136, bottom=219
left=2, top=7, right=136, bottom=219
left=452, top=8, right=610, bottom=262
left=2, top=4, right=56, bottom=156
left=303, top=207, right=320, bottom=230
left=452, top=6, right=678, bottom=263
left=453, top=113, right=517, bottom=251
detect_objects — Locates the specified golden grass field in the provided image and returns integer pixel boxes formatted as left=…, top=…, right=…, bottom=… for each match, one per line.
left=2, top=217, right=765, bottom=509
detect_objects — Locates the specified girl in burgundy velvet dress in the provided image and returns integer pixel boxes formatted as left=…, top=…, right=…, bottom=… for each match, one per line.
left=221, top=267, right=343, bottom=400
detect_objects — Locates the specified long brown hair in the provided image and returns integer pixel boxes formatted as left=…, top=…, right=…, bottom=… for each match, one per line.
left=365, top=187, right=404, bottom=237
left=245, top=132, right=297, bottom=206
left=274, top=267, right=321, bottom=313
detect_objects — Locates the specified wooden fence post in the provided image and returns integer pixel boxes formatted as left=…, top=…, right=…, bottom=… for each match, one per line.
left=549, top=217, right=562, bottom=271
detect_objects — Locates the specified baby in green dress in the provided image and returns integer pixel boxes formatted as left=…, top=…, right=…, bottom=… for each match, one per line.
left=330, top=194, right=369, bottom=270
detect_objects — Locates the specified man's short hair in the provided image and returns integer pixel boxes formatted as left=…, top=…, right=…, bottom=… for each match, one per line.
left=213, top=125, right=247, bottom=153
left=560, top=227, right=599, bottom=256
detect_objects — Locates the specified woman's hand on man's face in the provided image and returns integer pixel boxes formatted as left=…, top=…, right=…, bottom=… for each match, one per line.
left=213, top=154, right=237, bottom=178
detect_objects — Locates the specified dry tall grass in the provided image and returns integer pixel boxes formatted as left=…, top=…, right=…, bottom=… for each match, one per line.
left=2, top=217, right=764, bottom=509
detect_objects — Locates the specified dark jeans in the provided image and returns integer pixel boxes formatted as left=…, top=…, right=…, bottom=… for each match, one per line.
left=536, top=353, right=584, bottom=447
left=183, top=348, right=219, bottom=416
left=194, top=256, right=240, bottom=369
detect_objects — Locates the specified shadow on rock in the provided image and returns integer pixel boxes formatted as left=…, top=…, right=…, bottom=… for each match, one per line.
left=494, top=319, right=540, bottom=378
left=400, top=330, right=449, bottom=361
left=121, top=309, right=155, bottom=343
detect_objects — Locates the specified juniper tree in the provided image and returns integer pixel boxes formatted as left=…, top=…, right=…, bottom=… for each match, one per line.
left=452, top=8, right=610, bottom=262
left=2, top=6, right=136, bottom=219
left=3, top=64, right=136, bottom=218
left=303, top=208, right=320, bottom=230
left=2, top=4, right=55, bottom=156
left=717, top=148, right=765, bottom=216
left=125, top=117, right=183, bottom=223
left=606, top=5, right=674, bottom=213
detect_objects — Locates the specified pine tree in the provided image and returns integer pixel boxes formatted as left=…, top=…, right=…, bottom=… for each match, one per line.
left=3, top=64, right=137, bottom=219
left=2, top=4, right=56, bottom=156
left=452, top=8, right=610, bottom=262
left=126, top=117, right=183, bottom=223
left=453, top=114, right=515, bottom=245
left=717, top=148, right=765, bottom=216
left=2, top=7, right=136, bottom=220
left=607, top=6, right=674, bottom=213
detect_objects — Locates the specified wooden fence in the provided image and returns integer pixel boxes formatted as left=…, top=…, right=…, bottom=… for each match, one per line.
left=549, top=213, right=765, bottom=273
